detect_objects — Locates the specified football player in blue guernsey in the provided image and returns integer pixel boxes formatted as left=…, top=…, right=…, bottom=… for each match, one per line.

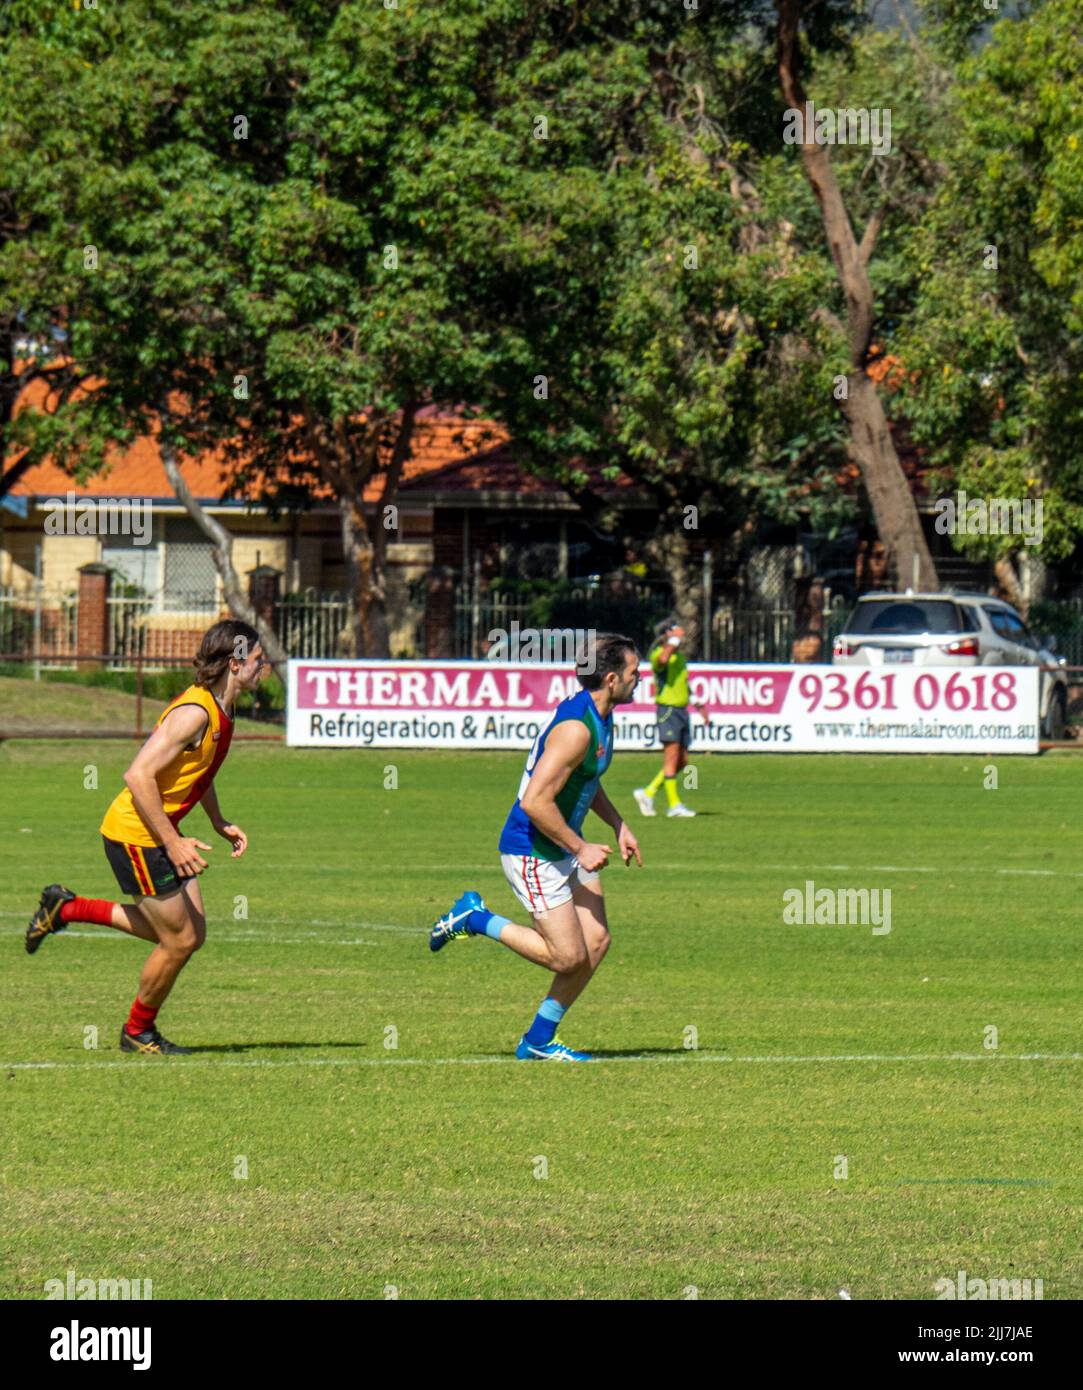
left=430, top=633, right=643, bottom=1061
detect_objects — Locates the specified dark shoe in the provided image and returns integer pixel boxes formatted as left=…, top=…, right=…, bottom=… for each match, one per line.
left=119, top=1026, right=193, bottom=1056
left=25, top=884, right=75, bottom=955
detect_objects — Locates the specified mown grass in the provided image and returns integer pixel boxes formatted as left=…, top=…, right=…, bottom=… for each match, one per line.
left=1, top=741, right=1078, bottom=1298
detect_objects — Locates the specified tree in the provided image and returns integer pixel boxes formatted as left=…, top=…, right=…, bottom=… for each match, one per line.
left=888, top=0, right=1083, bottom=613
left=776, top=0, right=940, bottom=592
left=2, top=2, right=495, bottom=656
left=427, top=7, right=857, bottom=649
left=3, top=0, right=955, bottom=657
left=0, top=2, right=108, bottom=504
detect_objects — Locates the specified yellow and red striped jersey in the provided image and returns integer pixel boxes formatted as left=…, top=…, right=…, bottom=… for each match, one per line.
left=100, top=685, right=234, bottom=847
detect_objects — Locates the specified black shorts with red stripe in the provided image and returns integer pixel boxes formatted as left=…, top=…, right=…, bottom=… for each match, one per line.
left=102, top=836, right=188, bottom=898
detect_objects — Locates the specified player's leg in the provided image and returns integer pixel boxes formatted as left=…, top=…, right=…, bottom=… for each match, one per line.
left=130, top=878, right=206, bottom=1006
left=470, top=893, right=585, bottom=971
left=665, top=718, right=695, bottom=817
left=634, top=710, right=675, bottom=815
left=547, top=872, right=611, bottom=1010
left=27, top=836, right=195, bottom=955
left=431, top=856, right=579, bottom=965
left=119, top=878, right=205, bottom=1053
left=430, top=861, right=597, bottom=1058
left=658, top=736, right=682, bottom=810
left=111, top=904, right=160, bottom=943
left=515, top=895, right=598, bottom=1059
left=26, top=884, right=157, bottom=953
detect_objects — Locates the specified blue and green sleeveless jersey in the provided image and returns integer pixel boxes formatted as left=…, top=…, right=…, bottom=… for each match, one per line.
left=498, top=687, right=614, bottom=861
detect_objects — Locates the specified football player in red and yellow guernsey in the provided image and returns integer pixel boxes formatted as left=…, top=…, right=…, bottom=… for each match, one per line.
left=24, top=620, right=267, bottom=1054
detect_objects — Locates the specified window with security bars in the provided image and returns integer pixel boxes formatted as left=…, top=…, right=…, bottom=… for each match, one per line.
left=101, top=533, right=160, bottom=596
left=163, top=518, right=218, bottom=609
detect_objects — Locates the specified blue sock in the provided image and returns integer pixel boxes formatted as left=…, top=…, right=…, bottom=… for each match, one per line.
left=470, top=910, right=510, bottom=940
left=524, top=997, right=566, bottom=1046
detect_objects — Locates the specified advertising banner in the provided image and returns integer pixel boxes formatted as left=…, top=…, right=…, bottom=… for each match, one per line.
left=287, top=660, right=1041, bottom=754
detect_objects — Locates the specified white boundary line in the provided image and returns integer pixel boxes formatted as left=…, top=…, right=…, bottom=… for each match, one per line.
left=2, top=928, right=387, bottom=946
left=3, top=1053, right=1080, bottom=1072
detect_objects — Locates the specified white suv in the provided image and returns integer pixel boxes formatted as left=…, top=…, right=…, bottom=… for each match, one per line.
left=832, top=592, right=1069, bottom=739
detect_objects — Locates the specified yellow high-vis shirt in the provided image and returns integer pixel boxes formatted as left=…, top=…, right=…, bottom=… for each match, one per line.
left=100, top=685, right=234, bottom=847
left=649, top=643, right=690, bottom=707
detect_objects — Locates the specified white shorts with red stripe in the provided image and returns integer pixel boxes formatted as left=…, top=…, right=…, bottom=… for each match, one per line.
left=500, top=852, right=600, bottom=917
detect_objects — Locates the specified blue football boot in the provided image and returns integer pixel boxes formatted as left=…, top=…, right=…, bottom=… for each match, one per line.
left=515, top=1035, right=593, bottom=1062
left=429, top=890, right=488, bottom=952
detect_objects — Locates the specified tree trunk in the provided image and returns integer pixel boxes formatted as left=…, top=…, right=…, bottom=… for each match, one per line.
left=646, top=526, right=702, bottom=654
left=334, top=402, right=418, bottom=659
left=994, top=553, right=1025, bottom=615
left=338, top=490, right=386, bottom=657
left=158, top=423, right=290, bottom=684
left=1018, top=548, right=1046, bottom=615
left=777, top=0, right=938, bottom=592
left=843, top=376, right=935, bottom=589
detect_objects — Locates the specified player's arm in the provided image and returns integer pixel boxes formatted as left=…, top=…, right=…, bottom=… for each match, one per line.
left=590, top=784, right=642, bottom=867
left=519, top=721, right=612, bottom=872
left=200, top=782, right=248, bottom=859
left=122, top=705, right=213, bottom=877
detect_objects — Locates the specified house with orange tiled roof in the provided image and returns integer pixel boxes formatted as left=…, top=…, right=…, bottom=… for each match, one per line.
left=0, top=401, right=655, bottom=658
left=0, top=350, right=993, bottom=663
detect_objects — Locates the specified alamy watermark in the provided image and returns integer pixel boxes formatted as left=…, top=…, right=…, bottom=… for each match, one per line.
left=782, top=880, right=891, bottom=935
left=44, top=1269, right=153, bottom=1299
left=49, top=1322, right=151, bottom=1371
left=487, top=622, right=597, bottom=671
left=934, top=1269, right=1043, bottom=1301
left=43, top=492, right=152, bottom=545
left=933, top=490, right=1043, bottom=546
left=782, top=100, right=892, bottom=155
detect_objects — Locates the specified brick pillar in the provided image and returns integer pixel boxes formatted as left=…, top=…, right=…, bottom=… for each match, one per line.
left=247, top=565, right=281, bottom=627
left=424, top=566, right=456, bottom=658
left=77, top=563, right=111, bottom=668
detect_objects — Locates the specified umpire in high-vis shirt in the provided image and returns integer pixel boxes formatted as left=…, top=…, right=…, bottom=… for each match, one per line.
left=633, top=619, right=705, bottom=818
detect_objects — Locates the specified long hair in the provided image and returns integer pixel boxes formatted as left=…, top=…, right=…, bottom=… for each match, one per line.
left=192, top=619, right=260, bottom=688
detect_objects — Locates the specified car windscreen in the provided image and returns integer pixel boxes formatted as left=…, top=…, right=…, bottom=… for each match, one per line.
left=844, top=599, right=964, bottom=636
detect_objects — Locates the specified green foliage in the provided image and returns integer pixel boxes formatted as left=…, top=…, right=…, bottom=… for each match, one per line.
left=0, top=0, right=873, bottom=586
left=890, top=0, right=1083, bottom=566
left=1030, top=597, right=1083, bottom=661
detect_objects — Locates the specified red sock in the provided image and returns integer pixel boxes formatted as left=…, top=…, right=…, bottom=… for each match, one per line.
left=60, top=897, right=115, bottom=927
left=126, top=997, right=159, bottom=1038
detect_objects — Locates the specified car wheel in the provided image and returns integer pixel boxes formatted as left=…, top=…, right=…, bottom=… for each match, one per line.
left=1045, top=689, right=1067, bottom=741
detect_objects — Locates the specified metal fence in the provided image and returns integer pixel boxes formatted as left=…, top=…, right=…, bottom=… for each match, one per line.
left=106, top=591, right=222, bottom=666
left=12, top=574, right=1075, bottom=669
left=452, top=571, right=849, bottom=663
left=712, top=596, right=850, bottom=663
left=1, top=585, right=356, bottom=667
left=0, top=585, right=79, bottom=666
left=275, top=591, right=352, bottom=658
left=454, top=569, right=676, bottom=658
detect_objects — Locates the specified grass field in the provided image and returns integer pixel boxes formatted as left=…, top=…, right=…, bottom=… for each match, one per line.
left=1, top=737, right=1080, bottom=1300
left=0, top=676, right=272, bottom=736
